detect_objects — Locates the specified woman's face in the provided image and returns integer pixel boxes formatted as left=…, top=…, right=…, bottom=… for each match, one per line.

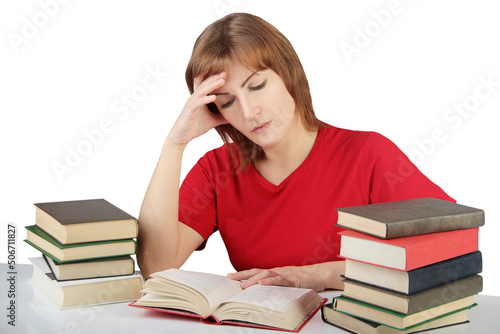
left=212, top=60, right=298, bottom=150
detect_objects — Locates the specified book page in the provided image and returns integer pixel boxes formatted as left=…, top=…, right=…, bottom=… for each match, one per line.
left=223, top=285, right=311, bottom=311
left=153, top=269, right=242, bottom=310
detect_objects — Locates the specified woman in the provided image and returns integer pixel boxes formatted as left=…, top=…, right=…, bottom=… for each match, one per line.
left=137, top=13, right=453, bottom=292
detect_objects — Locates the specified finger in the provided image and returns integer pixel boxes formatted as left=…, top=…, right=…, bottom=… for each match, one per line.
left=240, top=270, right=277, bottom=289
left=193, top=75, right=203, bottom=92
left=192, top=70, right=209, bottom=92
left=193, top=72, right=226, bottom=97
left=258, top=275, right=295, bottom=288
left=199, top=94, right=217, bottom=105
left=181, top=95, right=215, bottom=119
left=227, top=268, right=263, bottom=281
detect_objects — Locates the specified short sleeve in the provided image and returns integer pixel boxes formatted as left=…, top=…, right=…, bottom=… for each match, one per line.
left=364, top=133, right=455, bottom=204
left=178, top=153, right=218, bottom=243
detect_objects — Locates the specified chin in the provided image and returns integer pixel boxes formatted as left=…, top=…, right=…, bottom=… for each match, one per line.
left=252, top=134, right=282, bottom=150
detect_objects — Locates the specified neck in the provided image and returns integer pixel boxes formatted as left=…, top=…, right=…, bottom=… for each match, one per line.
left=254, top=119, right=319, bottom=185
left=262, top=127, right=317, bottom=166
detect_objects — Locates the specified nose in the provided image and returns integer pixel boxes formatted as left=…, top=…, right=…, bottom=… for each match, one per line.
left=239, top=95, right=260, bottom=120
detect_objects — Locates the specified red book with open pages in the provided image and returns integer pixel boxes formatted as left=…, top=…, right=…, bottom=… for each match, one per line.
left=129, top=268, right=326, bottom=332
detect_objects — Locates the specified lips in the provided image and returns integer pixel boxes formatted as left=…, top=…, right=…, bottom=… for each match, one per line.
left=251, top=121, right=271, bottom=134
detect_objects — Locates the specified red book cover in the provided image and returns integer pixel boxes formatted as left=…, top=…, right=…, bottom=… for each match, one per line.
left=129, top=298, right=327, bottom=332
left=338, top=228, right=479, bottom=271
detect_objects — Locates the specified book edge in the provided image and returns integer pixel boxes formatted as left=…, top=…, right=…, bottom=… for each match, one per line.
left=34, top=199, right=137, bottom=225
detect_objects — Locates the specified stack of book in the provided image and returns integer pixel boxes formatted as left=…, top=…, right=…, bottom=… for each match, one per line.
left=24, top=198, right=143, bottom=309
left=322, top=197, right=484, bottom=334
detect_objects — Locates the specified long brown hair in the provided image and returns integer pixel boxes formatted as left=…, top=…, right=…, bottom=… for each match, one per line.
left=186, top=13, right=321, bottom=171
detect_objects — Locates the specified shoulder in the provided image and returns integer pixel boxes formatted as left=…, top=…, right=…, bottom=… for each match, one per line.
left=180, top=144, right=236, bottom=194
left=191, top=143, right=236, bottom=177
left=319, top=124, right=394, bottom=151
left=200, top=143, right=234, bottom=164
left=315, top=124, right=405, bottom=168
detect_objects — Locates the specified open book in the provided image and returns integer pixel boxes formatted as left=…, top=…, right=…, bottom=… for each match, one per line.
left=129, top=268, right=326, bottom=332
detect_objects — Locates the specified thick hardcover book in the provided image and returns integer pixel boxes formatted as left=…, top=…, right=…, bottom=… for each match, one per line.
left=342, top=275, right=482, bottom=314
left=333, top=296, right=477, bottom=330
left=25, top=225, right=137, bottom=263
left=34, top=198, right=138, bottom=244
left=338, top=228, right=478, bottom=271
left=336, top=197, right=484, bottom=239
left=321, top=303, right=469, bottom=334
left=43, top=255, right=135, bottom=281
left=29, top=257, right=143, bottom=309
left=344, top=251, right=482, bottom=294
left=129, top=268, right=326, bottom=332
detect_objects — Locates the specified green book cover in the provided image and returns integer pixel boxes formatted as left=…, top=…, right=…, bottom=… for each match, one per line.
left=24, top=225, right=137, bottom=264
left=333, top=296, right=477, bottom=331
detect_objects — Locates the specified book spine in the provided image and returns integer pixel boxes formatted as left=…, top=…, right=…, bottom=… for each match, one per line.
left=386, top=211, right=485, bottom=239
left=405, top=228, right=478, bottom=271
left=408, top=251, right=482, bottom=294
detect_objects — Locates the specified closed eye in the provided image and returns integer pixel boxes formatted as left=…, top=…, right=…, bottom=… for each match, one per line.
left=221, top=98, right=235, bottom=109
left=219, top=79, right=266, bottom=110
left=249, top=80, right=267, bottom=91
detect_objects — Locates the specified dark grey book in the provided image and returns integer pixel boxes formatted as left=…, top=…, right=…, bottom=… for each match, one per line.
left=336, top=197, right=484, bottom=239
left=344, top=251, right=482, bottom=294
left=34, top=198, right=138, bottom=244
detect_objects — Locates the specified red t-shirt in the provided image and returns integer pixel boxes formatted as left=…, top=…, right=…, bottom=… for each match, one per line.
left=178, top=125, right=454, bottom=271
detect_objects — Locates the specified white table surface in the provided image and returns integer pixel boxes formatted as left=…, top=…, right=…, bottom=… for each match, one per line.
left=1, top=264, right=499, bottom=334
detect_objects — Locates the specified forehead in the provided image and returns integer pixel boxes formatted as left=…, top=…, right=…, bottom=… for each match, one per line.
left=225, top=60, right=258, bottom=79
left=201, top=49, right=267, bottom=77
left=212, top=60, right=265, bottom=91
left=214, top=64, right=271, bottom=95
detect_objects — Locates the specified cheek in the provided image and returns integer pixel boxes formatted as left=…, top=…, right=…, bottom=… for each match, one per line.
left=270, top=87, right=296, bottom=120
left=219, top=110, right=245, bottom=131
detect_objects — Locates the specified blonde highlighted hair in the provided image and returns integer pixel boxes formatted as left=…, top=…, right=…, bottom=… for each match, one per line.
left=186, top=13, right=321, bottom=171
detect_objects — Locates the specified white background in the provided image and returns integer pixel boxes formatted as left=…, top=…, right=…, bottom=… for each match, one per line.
left=1, top=0, right=499, bottom=296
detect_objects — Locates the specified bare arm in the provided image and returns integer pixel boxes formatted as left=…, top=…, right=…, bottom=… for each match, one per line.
left=137, top=72, right=227, bottom=279
left=137, top=141, right=203, bottom=278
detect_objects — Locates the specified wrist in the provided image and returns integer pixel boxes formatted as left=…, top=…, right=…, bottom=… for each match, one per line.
left=322, top=261, right=345, bottom=290
left=300, top=261, right=345, bottom=291
left=292, top=264, right=329, bottom=292
left=163, top=134, right=188, bottom=154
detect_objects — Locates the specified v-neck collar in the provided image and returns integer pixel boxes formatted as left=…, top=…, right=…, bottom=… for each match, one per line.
left=248, top=127, right=324, bottom=189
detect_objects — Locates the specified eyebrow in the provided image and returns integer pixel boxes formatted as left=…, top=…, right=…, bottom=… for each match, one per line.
left=213, top=71, right=259, bottom=96
left=240, top=71, right=259, bottom=88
